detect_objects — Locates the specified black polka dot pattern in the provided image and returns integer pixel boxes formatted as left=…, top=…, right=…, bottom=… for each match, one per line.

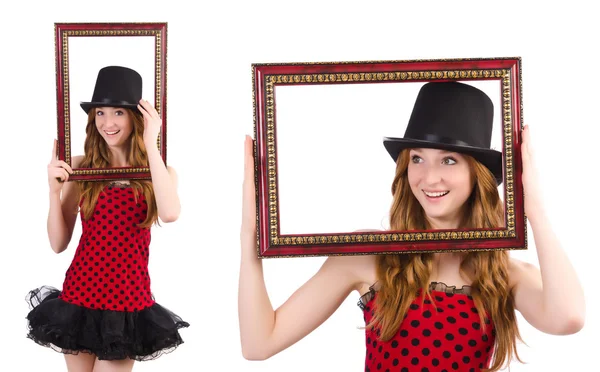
left=361, top=285, right=495, bottom=371
left=59, top=186, right=154, bottom=312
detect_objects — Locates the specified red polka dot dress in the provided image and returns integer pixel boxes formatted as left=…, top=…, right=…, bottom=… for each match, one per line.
left=59, top=185, right=154, bottom=312
left=26, top=184, right=189, bottom=361
left=359, top=282, right=495, bottom=372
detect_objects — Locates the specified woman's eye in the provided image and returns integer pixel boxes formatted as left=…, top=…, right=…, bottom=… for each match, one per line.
left=443, top=157, right=457, bottom=165
left=115, top=110, right=124, bottom=116
left=96, top=111, right=103, bottom=116
left=411, top=155, right=423, bottom=163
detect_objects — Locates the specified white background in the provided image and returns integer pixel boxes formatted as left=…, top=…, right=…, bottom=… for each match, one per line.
left=276, top=80, right=504, bottom=234
left=1, top=1, right=598, bottom=371
left=69, top=36, right=156, bottom=157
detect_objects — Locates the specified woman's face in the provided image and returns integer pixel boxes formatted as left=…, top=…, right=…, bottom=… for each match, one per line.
left=407, top=148, right=474, bottom=228
left=94, top=107, right=134, bottom=148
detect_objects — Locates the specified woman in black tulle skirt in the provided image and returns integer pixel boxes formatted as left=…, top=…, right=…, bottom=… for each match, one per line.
left=27, top=66, right=189, bottom=371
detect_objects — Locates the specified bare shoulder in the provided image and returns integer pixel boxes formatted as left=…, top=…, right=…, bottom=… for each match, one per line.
left=166, top=165, right=178, bottom=181
left=508, top=256, right=541, bottom=291
left=64, top=155, right=83, bottom=195
left=508, top=256, right=538, bottom=275
left=324, top=254, right=378, bottom=295
left=72, top=155, right=84, bottom=168
left=325, top=254, right=376, bottom=272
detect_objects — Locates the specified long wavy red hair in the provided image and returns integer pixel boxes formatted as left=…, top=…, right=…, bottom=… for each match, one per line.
left=369, top=149, right=523, bottom=371
left=76, top=108, right=158, bottom=228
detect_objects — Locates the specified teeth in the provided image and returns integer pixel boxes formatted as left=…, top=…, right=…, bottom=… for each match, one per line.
left=105, top=130, right=120, bottom=135
left=424, top=190, right=449, bottom=197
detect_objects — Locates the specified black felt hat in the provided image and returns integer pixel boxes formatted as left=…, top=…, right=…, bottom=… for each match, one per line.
left=80, top=66, right=142, bottom=114
left=383, top=82, right=503, bottom=185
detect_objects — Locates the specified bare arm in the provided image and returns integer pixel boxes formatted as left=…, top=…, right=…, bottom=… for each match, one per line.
left=238, top=136, right=370, bottom=360
left=148, top=148, right=180, bottom=223
left=510, top=125, right=585, bottom=335
left=510, top=214, right=585, bottom=335
left=139, top=99, right=180, bottom=223
left=47, top=146, right=81, bottom=254
left=239, top=255, right=365, bottom=360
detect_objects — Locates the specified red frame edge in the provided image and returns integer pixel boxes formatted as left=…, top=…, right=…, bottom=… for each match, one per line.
left=254, top=57, right=525, bottom=257
left=54, top=22, right=168, bottom=181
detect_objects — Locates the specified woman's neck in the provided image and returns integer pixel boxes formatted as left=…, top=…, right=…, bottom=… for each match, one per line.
left=431, top=252, right=473, bottom=286
left=426, top=217, right=460, bottom=230
left=108, top=146, right=129, bottom=167
left=425, top=205, right=468, bottom=230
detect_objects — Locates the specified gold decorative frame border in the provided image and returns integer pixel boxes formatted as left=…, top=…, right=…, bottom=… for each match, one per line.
left=57, top=26, right=165, bottom=177
left=264, top=69, right=516, bottom=246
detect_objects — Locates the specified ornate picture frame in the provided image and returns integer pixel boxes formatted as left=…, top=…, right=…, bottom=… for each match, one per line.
left=253, top=57, right=526, bottom=257
left=55, top=22, right=167, bottom=181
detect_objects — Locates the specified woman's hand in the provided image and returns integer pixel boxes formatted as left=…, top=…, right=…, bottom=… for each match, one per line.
left=47, top=140, right=80, bottom=253
left=511, top=124, right=585, bottom=336
left=138, top=99, right=161, bottom=150
left=140, top=99, right=180, bottom=223
left=237, top=135, right=367, bottom=360
left=48, top=139, right=73, bottom=194
left=241, top=135, right=257, bottom=249
left=521, top=125, right=543, bottom=217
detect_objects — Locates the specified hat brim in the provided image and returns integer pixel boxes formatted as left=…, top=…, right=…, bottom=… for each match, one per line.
left=80, top=102, right=141, bottom=114
left=383, top=137, right=504, bottom=186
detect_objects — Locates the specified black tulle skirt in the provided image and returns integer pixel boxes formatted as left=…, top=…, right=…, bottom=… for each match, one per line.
left=25, top=286, right=190, bottom=361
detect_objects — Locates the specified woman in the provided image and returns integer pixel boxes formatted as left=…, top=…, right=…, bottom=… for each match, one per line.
left=238, top=82, right=585, bottom=371
left=27, top=66, right=189, bottom=372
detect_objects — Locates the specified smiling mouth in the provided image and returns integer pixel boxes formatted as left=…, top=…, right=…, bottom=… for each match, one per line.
left=423, top=190, right=449, bottom=198
left=105, top=130, right=121, bottom=135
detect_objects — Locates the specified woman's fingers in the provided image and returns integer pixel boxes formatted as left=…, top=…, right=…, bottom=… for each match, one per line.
left=242, top=135, right=256, bottom=231
left=49, top=167, right=69, bottom=182
left=59, top=168, right=70, bottom=182
left=51, top=139, right=57, bottom=162
left=49, top=160, right=73, bottom=173
left=56, top=160, right=73, bottom=174
left=138, top=104, right=151, bottom=122
left=139, top=99, right=159, bottom=118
